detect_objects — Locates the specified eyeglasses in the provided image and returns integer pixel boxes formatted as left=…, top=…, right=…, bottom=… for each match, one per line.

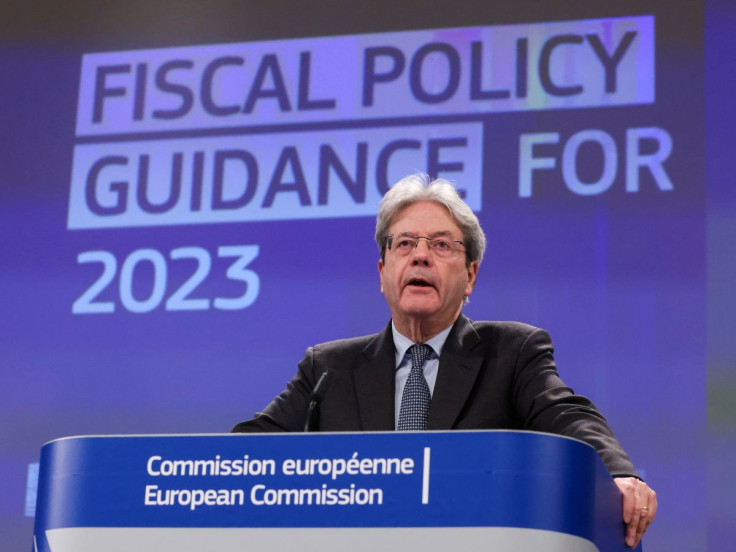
left=384, top=234, right=466, bottom=258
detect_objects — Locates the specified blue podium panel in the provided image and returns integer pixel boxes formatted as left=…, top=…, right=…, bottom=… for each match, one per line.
left=32, top=431, right=638, bottom=552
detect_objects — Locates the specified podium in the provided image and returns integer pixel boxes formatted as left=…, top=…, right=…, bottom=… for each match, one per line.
left=32, top=431, right=639, bottom=551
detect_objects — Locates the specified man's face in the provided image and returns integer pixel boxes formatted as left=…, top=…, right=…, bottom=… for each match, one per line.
left=378, top=201, right=478, bottom=332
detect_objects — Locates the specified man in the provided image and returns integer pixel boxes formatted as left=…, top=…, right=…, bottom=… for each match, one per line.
left=233, top=173, right=657, bottom=548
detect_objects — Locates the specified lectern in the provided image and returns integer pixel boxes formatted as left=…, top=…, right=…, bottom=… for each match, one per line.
left=32, top=431, right=640, bottom=551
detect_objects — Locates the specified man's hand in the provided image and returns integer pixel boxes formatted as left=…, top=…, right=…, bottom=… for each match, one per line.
left=615, top=477, right=657, bottom=548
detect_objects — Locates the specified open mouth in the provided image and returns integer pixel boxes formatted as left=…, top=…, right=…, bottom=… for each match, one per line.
left=407, top=278, right=433, bottom=288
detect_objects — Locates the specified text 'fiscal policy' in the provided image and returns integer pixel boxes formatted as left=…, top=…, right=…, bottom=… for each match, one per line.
left=76, top=16, right=653, bottom=135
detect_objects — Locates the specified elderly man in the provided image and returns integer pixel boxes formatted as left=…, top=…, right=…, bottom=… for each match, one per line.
left=233, top=173, right=657, bottom=548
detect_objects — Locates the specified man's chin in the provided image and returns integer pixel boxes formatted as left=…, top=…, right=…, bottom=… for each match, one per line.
left=397, top=298, right=440, bottom=318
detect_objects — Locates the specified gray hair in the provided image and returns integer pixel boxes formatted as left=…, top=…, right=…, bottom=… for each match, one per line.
left=375, top=173, right=486, bottom=266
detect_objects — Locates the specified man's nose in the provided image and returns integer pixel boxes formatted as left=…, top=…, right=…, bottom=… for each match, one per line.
left=410, top=238, right=431, bottom=264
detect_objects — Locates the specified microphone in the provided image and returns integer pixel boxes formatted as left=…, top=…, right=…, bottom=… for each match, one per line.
left=304, top=370, right=332, bottom=432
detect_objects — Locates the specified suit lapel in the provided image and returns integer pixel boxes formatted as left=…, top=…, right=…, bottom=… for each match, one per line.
left=427, top=315, right=483, bottom=430
left=353, top=324, right=396, bottom=431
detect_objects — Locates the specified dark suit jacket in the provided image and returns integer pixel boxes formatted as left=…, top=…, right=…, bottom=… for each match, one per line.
left=232, top=315, right=638, bottom=478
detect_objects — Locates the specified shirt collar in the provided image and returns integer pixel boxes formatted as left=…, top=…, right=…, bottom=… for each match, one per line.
left=391, top=320, right=455, bottom=367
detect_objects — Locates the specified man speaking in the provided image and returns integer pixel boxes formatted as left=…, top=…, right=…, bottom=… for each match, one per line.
left=233, top=173, right=657, bottom=547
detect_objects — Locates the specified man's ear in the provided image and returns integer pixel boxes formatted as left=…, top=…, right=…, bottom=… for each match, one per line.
left=464, top=261, right=479, bottom=297
left=378, top=259, right=385, bottom=294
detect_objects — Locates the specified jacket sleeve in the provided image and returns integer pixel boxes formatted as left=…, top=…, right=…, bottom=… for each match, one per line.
left=231, top=347, right=318, bottom=433
left=511, top=326, right=639, bottom=478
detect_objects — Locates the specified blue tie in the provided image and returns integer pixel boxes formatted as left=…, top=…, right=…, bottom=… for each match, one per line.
left=397, top=344, right=433, bottom=431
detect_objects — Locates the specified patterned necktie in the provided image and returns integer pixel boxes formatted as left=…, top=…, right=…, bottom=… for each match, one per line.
left=397, top=344, right=433, bottom=431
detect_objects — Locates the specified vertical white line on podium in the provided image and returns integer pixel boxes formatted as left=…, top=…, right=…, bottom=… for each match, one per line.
left=422, top=447, right=431, bottom=504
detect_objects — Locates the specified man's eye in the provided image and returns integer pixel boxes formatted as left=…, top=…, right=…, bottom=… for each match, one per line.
left=396, top=239, right=415, bottom=249
left=433, top=239, right=451, bottom=250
